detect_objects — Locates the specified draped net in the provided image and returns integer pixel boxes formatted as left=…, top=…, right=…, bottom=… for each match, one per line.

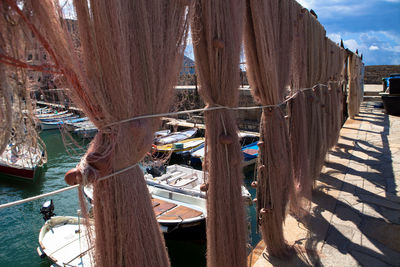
left=191, top=0, right=247, bottom=266
left=3, top=0, right=190, bottom=265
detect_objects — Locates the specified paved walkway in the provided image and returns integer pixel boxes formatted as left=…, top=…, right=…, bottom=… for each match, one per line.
left=249, top=101, right=400, bottom=266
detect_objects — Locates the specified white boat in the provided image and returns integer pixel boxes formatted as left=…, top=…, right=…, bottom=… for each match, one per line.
left=36, top=110, right=69, bottom=119
left=83, top=165, right=250, bottom=235
left=154, top=128, right=197, bottom=145
left=37, top=216, right=93, bottom=267
left=154, top=129, right=171, bottom=138
left=73, top=127, right=98, bottom=139
left=0, top=143, right=46, bottom=182
left=38, top=113, right=76, bottom=122
left=83, top=183, right=206, bottom=234
left=40, top=117, right=88, bottom=131
left=64, top=120, right=94, bottom=131
left=145, top=165, right=252, bottom=205
left=155, top=137, right=205, bottom=153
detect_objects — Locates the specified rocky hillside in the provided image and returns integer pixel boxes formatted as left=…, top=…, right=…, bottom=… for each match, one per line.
left=364, top=65, right=400, bottom=84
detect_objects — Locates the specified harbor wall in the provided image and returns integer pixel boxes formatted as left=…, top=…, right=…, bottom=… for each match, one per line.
left=364, top=65, right=400, bottom=84
left=173, top=86, right=261, bottom=132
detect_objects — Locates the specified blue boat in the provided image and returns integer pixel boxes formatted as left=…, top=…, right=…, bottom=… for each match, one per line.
left=190, top=139, right=259, bottom=167
left=241, top=141, right=259, bottom=166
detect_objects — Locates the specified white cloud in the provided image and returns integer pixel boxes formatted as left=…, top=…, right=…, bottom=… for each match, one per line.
left=296, top=0, right=371, bottom=18
left=387, top=45, right=400, bottom=53
left=369, top=45, right=379, bottom=50
left=344, top=39, right=364, bottom=52
left=328, top=33, right=342, bottom=43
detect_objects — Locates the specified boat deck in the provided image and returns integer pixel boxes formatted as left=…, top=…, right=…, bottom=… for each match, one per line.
left=152, top=198, right=203, bottom=221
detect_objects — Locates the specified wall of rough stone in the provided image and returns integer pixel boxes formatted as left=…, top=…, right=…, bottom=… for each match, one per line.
left=364, top=65, right=400, bottom=84
left=170, top=86, right=261, bottom=132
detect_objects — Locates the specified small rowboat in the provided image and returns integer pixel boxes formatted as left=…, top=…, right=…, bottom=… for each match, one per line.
left=155, top=137, right=205, bottom=153
left=40, top=117, right=88, bottom=131
left=191, top=132, right=259, bottom=166
left=36, top=110, right=69, bottom=119
left=83, top=184, right=206, bottom=234
left=154, top=129, right=171, bottom=138
left=0, top=144, right=46, bottom=183
left=145, top=164, right=252, bottom=205
left=155, top=128, right=197, bottom=145
left=241, top=141, right=259, bottom=167
left=37, top=216, right=93, bottom=267
left=38, top=114, right=76, bottom=122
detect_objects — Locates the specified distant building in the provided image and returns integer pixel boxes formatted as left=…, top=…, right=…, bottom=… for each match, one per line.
left=26, top=19, right=78, bottom=91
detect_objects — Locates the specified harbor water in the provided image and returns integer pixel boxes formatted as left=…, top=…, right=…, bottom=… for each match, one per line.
left=0, top=130, right=259, bottom=267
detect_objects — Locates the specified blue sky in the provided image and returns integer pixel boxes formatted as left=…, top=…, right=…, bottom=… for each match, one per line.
left=186, top=0, right=400, bottom=66
left=60, top=0, right=399, bottom=66
left=293, top=0, right=400, bottom=65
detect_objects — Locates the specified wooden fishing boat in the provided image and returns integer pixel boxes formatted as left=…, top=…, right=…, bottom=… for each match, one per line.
left=37, top=197, right=206, bottom=266
left=37, top=216, right=93, bottom=267
left=241, top=141, right=259, bottom=167
left=73, top=127, right=98, bottom=139
left=40, top=117, right=88, bottom=131
left=154, top=129, right=171, bottom=138
left=155, top=137, right=205, bottom=153
left=83, top=184, right=206, bottom=234
left=38, top=113, right=76, bottom=122
left=0, top=144, right=46, bottom=182
left=36, top=110, right=69, bottom=119
left=64, top=120, right=94, bottom=132
left=190, top=132, right=259, bottom=166
left=145, top=164, right=252, bottom=205
left=154, top=128, right=197, bottom=145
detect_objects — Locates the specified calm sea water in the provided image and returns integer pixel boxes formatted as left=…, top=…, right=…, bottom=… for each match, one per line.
left=0, top=130, right=259, bottom=267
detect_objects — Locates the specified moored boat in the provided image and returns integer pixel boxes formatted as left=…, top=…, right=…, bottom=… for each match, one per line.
left=190, top=132, right=259, bottom=166
left=241, top=141, right=259, bottom=167
left=40, top=117, right=88, bottom=131
left=73, top=127, right=98, bottom=139
left=83, top=184, right=206, bottom=234
left=154, top=129, right=171, bottom=138
left=155, top=137, right=205, bottom=154
left=155, top=128, right=197, bottom=145
left=145, top=164, right=252, bottom=204
left=37, top=216, right=93, bottom=267
left=0, top=143, right=46, bottom=182
left=36, top=110, right=69, bottom=119
left=38, top=113, right=77, bottom=122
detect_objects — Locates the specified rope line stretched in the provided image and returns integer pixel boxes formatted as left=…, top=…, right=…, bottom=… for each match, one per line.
left=0, top=83, right=334, bottom=210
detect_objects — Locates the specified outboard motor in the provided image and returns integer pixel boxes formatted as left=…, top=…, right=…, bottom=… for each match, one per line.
left=40, top=200, right=55, bottom=222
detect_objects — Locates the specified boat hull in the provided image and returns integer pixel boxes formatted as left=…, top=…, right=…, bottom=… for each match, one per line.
left=38, top=216, right=92, bottom=267
left=380, top=93, right=400, bottom=116
left=0, top=164, right=41, bottom=183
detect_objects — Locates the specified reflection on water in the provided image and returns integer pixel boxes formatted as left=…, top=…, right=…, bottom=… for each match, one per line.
left=0, top=130, right=260, bottom=267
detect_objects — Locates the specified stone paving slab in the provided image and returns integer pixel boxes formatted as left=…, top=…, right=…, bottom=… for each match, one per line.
left=249, top=102, right=400, bottom=266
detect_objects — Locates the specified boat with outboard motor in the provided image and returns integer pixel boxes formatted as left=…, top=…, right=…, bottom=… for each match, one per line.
left=37, top=201, right=93, bottom=267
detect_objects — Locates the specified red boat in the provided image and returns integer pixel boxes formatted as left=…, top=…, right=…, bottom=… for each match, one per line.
left=0, top=144, right=46, bottom=182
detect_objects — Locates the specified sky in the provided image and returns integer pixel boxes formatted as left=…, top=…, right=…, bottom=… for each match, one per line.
left=296, top=0, right=400, bottom=65
left=186, top=0, right=400, bottom=66
left=59, top=0, right=399, bottom=66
